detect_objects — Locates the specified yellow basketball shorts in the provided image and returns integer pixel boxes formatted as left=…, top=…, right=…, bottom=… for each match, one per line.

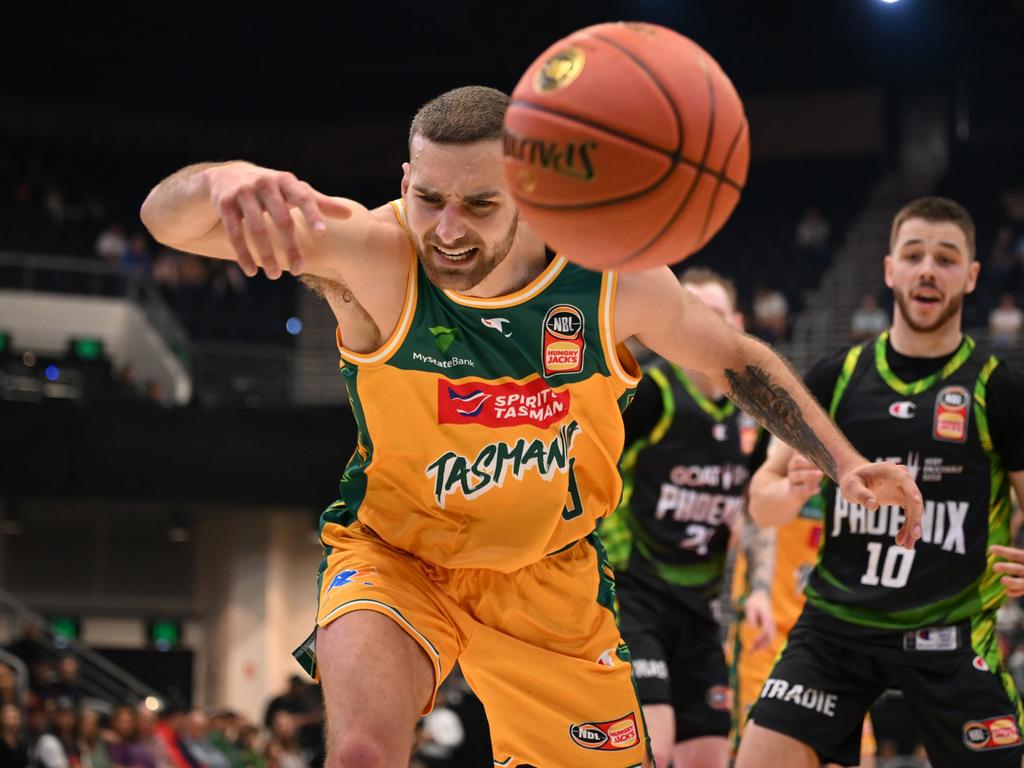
left=295, top=519, right=649, bottom=768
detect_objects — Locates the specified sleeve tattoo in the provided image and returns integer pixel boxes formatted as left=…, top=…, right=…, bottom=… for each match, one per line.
left=742, top=515, right=777, bottom=594
left=725, top=365, right=838, bottom=480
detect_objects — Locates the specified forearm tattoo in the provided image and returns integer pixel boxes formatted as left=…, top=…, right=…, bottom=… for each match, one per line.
left=743, top=519, right=777, bottom=594
left=725, top=365, right=838, bottom=480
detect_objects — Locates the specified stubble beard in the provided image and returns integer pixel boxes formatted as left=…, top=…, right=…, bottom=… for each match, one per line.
left=416, top=213, right=519, bottom=292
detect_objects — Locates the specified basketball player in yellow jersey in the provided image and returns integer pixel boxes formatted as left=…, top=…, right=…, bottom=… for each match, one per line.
left=141, top=86, right=923, bottom=768
left=730, top=450, right=878, bottom=767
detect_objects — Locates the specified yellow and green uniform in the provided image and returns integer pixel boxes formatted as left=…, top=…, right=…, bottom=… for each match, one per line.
left=293, top=201, right=649, bottom=767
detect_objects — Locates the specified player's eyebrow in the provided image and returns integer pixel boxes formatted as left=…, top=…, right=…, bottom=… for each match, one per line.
left=412, top=185, right=502, bottom=201
left=900, top=238, right=962, bottom=254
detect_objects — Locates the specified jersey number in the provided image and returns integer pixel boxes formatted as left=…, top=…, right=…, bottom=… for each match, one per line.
left=561, top=458, right=584, bottom=520
left=860, top=542, right=916, bottom=588
left=680, top=524, right=715, bottom=556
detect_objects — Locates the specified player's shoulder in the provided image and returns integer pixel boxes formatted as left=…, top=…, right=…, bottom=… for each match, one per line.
left=982, top=354, right=1024, bottom=399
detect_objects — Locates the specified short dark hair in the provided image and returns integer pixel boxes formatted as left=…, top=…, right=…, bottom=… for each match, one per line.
left=409, top=86, right=509, bottom=148
left=889, top=196, right=976, bottom=260
left=679, top=266, right=738, bottom=311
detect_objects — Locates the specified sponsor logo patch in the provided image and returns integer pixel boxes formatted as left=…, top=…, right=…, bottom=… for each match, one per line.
left=889, top=401, right=916, bottom=419
left=480, top=317, right=512, bottom=337
left=902, top=626, right=958, bottom=651
left=326, top=568, right=376, bottom=592
left=963, top=716, right=1022, bottom=751
left=739, top=413, right=759, bottom=455
left=437, top=378, right=570, bottom=428
left=712, top=423, right=728, bottom=442
left=706, top=685, right=732, bottom=712
left=569, top=713, right=639, bottom=751
left=427, top=325, right=458, bottom=355
left=933, top=385, right=970, bottom=443
left=542, top=304, right=585, bottom=376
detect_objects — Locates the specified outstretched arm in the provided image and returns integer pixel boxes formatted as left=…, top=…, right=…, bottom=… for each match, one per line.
left=616, top=268, right=923, bottom=548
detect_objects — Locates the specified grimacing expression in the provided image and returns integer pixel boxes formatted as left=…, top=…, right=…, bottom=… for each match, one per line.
left=885, top=218, right=978, bottom=334
left=402, top=136, right=520, bottom=291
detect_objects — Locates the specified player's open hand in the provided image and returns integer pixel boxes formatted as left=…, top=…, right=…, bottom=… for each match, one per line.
left=204, top=163, right=351, bottom=279
left=838, top=461, right=923, bottom=550
left=989, top=545, right=1024, bottom=598
left=743, top=588, right=776, bottom=652
left=786, top=453, right=824, bottom=504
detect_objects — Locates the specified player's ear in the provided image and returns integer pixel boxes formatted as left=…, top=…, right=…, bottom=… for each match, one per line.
left=883, top=254, right=894, bottom=289
left=400, top=163, right=411, bottom=197
left=966, top=258, right=980, bottom=294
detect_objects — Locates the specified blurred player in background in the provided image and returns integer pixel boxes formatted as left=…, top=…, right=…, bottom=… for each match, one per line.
left=737, top=197, right=1024, bottom=768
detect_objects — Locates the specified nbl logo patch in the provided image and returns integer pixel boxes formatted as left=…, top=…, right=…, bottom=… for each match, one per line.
left=933, top=385, right=970, bottom=443
left=568, top=713, right=639, bottom=751
left=542, top=304, right=585, bottom=376
left=963, top=716, right=1022, bottom=751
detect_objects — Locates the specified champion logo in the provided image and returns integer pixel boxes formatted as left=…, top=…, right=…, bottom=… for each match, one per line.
left=481, top=317, right=512, bottom=337
left=889, top=401, right=916, bottom=419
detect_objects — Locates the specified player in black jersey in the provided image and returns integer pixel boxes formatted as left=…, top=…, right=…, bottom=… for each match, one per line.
left=602, top=268, right=771, bottom=768
left=736, top=197, right=1024, bottom=768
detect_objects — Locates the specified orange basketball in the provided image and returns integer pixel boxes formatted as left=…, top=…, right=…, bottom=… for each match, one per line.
left=503, top=22, right=749, bottom=270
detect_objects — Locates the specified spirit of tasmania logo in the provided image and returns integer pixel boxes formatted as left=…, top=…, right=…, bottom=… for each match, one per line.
left=425, top=420, right=580, bottom=507
left=437, top=378, right=571, bottom=428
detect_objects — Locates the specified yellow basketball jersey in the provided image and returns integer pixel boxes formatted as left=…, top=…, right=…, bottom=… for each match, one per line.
left=322, top=201, right=641, bottom=572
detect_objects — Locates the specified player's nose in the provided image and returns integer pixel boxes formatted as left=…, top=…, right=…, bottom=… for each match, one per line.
left=435, top=205, right=467, bottom=244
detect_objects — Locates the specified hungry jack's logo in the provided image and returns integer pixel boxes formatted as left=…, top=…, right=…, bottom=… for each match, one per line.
left=542, top=304, right=585, bottom=377
left=568, top=713, right=639, bottom=751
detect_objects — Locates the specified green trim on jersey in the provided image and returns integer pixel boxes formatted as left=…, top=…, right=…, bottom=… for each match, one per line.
left=873, top=331, right=975, bottom=395
left=604, top=367, right=673, bottom=570
left=672, top=366, right=735, bottom=422
left=829, top=344, right=864, bottom=417
left=974, top=356, right=1012, bottom=615
left=971, top=610, right=1024, bottom=734
left=328, top=365, right=374, bottom=523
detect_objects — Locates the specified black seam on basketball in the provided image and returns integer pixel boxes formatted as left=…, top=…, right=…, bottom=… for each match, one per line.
left=507, top=100, right=741, bottom=213
left=615, top=53, right=718, bottom=266
left=589, top=32, right=684, bottom=157
left=505, top=98, right=679, bottom=210
left=698, top=117, right=747, bottom=245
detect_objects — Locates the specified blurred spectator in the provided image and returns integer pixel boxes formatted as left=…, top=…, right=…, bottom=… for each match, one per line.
left=78, top=707, right=111, bottom=768
left=0, top=663, right=22, bottom=708
left=235, top=726, right=266, bottom=768
left=989, top=293, right=1023, bottom=348
left=851, top=294, right=889, bottom=341
left=106, top=704, right=157, bottom=768
left=95, top=224, right=128, bottom=265
left=0, top=702, right=29, bottom=768
left=151, top=705, right=191, bottom=768
left=751, top=285, right=790, bottom=343
left=262, top=677, right=321, bottom=767
left=264, top=712, right=307, bottom=768
left=31, top=697, right=78, bottom=768
left=180, top=711, right=230, bottom=768
left=120, top=233, right=153, bottom=276
left=135, top=705, right=175, bottom=768
left=44, top=654, right=86, bottom=706
left=794, top=206, right=832, bottom=284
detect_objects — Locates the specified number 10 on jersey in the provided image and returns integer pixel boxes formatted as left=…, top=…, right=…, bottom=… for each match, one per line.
left=860, top=542, right=917, bottom=588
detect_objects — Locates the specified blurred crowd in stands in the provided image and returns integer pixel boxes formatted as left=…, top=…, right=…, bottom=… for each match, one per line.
left=0, top=624, right=492, bottom=768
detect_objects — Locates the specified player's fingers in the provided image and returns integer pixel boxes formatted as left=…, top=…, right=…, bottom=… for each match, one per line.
left=841, top=473, right=877, bottom=512
left=255, top=180, right=303, bottom=274
left=993, top=562, right=1024, bottom=577
left=895, top=471, right=923, bottom=549
left=989, top=545, right=1024, bottom=563
left=1001, top=575, right=1024, bottom=598
left=236, top=189, right=281, bottom=279
left=282, top=181, right=329, bottom=235
left=313, top=190, right=353, bottom=220
left=790, top=453, right=817, bottom=470
left=217, top=197, right=257, bottom=277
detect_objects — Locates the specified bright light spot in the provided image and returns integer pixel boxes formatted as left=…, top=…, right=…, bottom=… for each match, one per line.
left=22, top=351, right=36, bottom=367
left=144, top=696, right=161, bottom=712
left=45, top=365, right=60, bottom=381
left=285, top=317, right=303, bottom=335
left=879, top=0, right=900, bottom=4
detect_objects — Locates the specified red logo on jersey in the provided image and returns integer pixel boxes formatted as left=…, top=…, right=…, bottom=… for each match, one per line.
left=933, top=385, right=970, bottom=443
left=437, top=378, right=570, bottom=428
left=542, top=304, right=585, bottom=376
left=569, top=713, right=639, bottom=751
left=963, top=716, right=1022, bottom=751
